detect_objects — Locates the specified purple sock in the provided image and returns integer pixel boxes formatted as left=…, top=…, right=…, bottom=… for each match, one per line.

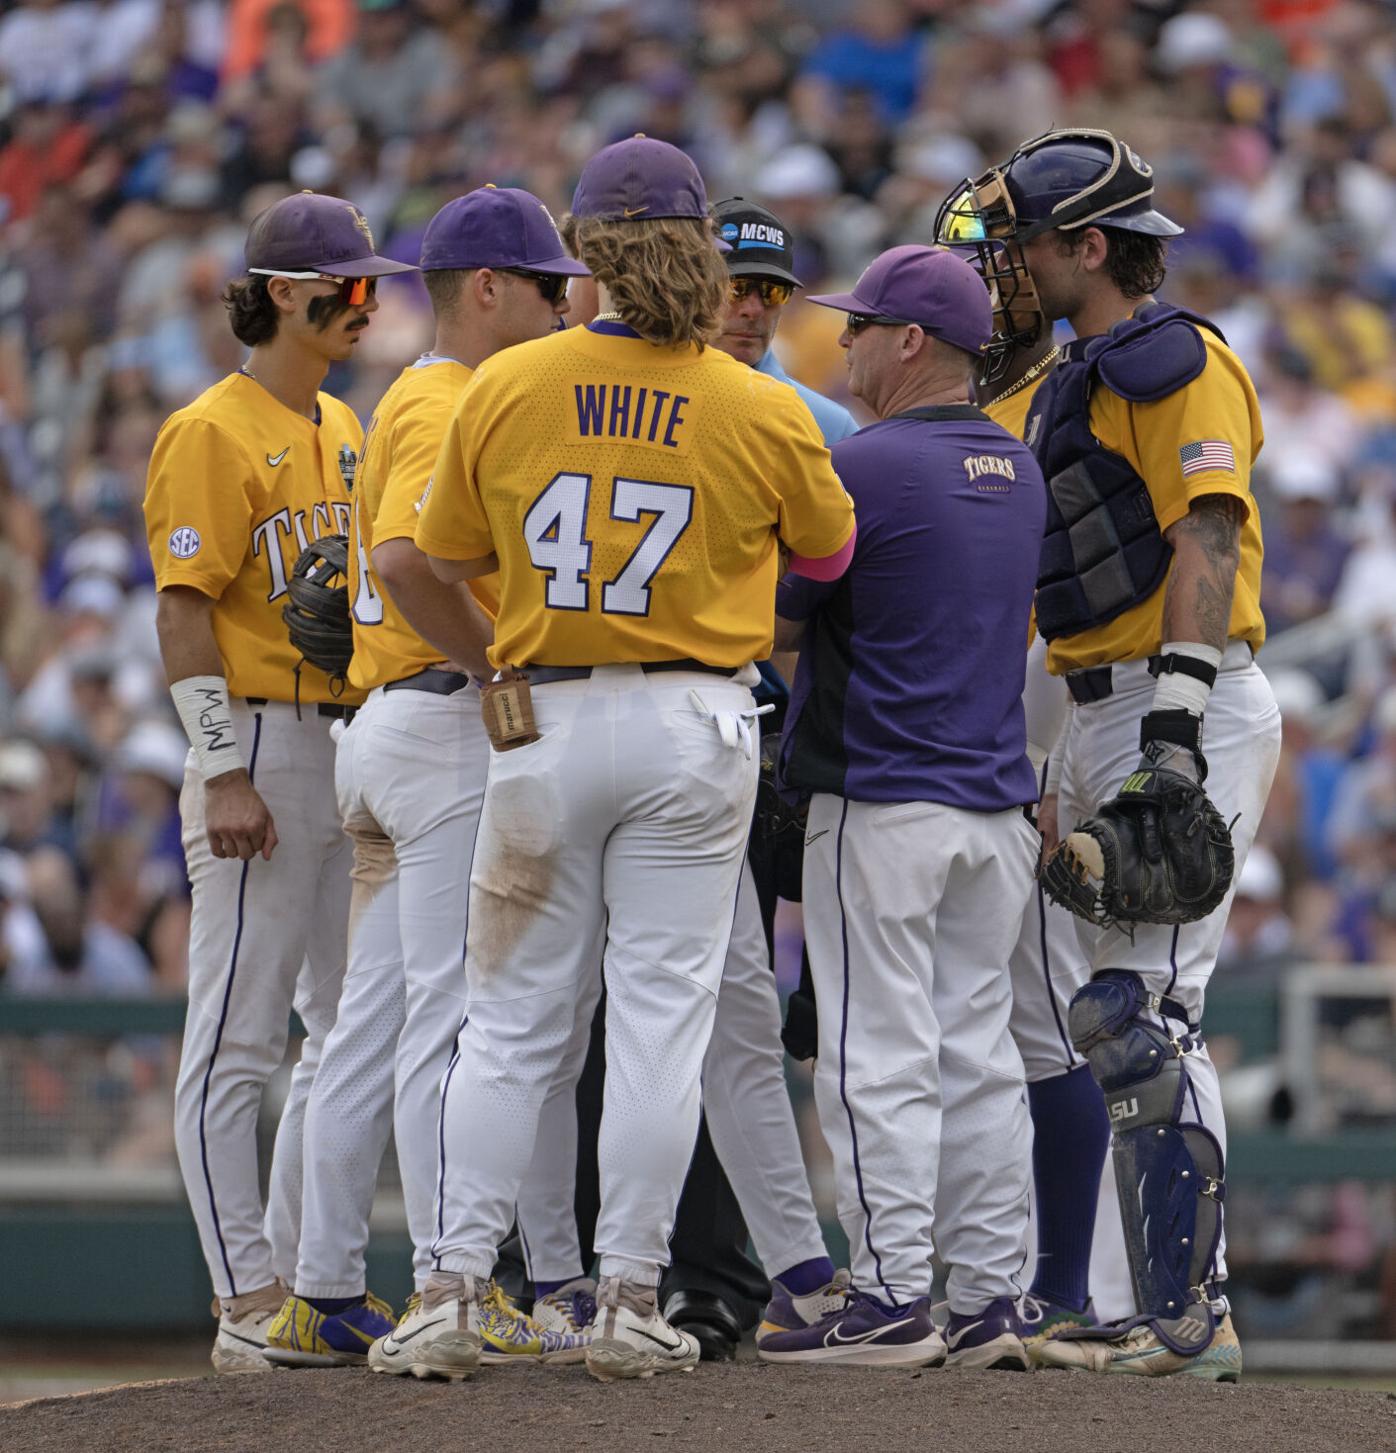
left=775, top=1256, right=836, bottom=1296
left=304, top=1294, right=361, bottom=1314
left=533, top=1278, right=571, bottom=1299
left=1027, top=1063, right=1110, bottom=1312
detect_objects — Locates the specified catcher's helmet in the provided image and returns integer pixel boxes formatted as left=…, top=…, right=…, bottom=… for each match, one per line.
left=934, top=129, right=1182, bottom=379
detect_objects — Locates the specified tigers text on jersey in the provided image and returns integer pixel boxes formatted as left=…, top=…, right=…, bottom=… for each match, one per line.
left=414, top=323, right=855, bottom=669
left=347, top=357, right=500, bottom=691
left=144, top=372, right=366, bottom=704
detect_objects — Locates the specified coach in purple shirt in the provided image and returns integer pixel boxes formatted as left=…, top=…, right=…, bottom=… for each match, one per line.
left=759, top=247, right=1046, bottom=1371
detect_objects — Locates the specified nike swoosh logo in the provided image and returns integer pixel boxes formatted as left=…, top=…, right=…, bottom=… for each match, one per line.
left=383, top=1316, right=447, bottom=1350
left=946, top=1320, right=984, bottom=1350
left=633, top=1326, right=686, bottom=1353
left=828, top=1316, right=914, bottom=1346
left=805, top=829, right=829, bottom=846
left=624, top=206, right=649, bottom=218
left=267, top=448, right=290, bottom=467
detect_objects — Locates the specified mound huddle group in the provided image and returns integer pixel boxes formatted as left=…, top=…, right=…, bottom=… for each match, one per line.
left=143, top=126, right=1278, bottom=1387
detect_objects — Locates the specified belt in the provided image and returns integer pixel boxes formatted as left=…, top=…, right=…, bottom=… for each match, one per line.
left=525, top=659, right=737, bottom=686
left=1066, top=641, right=1253, bottom=705
left=244, top=697, right=356, bottom=721
left=383, top=667, right=474, bottom=697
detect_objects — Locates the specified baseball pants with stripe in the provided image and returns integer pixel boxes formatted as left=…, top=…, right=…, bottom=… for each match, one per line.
left=173, top=700, right=351, bottom=1301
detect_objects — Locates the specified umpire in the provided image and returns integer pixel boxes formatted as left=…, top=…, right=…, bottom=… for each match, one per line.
left=762, top=247, right=1044, bottom=1368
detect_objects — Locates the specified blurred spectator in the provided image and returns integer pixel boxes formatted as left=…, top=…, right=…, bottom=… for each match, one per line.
left=315, top=0, right=462, bottom=140
left=0, top=738, right=73, bottom=860
left=1258, top=450, right=1350, bottom=634
left=1, top=846, right=150, bottom=994
left=1219, top=845, right=1300, bottom=974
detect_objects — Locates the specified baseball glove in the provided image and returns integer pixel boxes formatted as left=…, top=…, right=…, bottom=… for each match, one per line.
left=1040, top=765, right=1235, bottom=929
left=282, top=534, right=354, bottom=685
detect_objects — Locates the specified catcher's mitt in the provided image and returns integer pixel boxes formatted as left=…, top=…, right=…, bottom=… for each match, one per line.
left=282, top=534, right=353, bottom=685
left=1040, top=766, right=1234, bottom=929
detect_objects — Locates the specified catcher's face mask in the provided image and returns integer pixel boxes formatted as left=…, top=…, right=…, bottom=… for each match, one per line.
left=934, top=173, right=1043, bottom=384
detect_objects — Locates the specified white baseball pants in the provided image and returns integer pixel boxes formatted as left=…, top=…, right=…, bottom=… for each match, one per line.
left=295, top=683, right=596, bottom=1297
left=803, top=794, right=1038, bottom=1311
left=1057, top=648, right=1281, bottom=1282
left=432, top=665, right=759, bottom=1287
left=702, top=861, right=830, bottom=1280
left=174, top=700, right=351, bottom=1301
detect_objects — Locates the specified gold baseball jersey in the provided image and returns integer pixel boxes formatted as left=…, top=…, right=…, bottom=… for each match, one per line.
left=144, top=371, right=366, bottom=704
left=984, top=370, right=1045, bottom=441
left=415, top=326, right=855, bottom=669
left=1037, top=329, right=1266, bottom=676
left=347, top=357, right=500, bottom=691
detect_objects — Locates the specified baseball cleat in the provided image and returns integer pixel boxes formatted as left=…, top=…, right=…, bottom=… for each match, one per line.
left=756, top=1287, right=947, bottom=1368
left=262, top=1292, right=396, bottom=1367
left=477, top=1282, right=589, bottom=1365
left=210, top=1280, right=288, bottom=1373
left=585, top=1276, right=701, bottom=1382
left=943, top=1298, right=1032, bottom=1372
left=756, top=1268, right=851, bottom=1346
left=1020, top=1292, right=1096, bottom=1366
left=1036, top=1312, right=1241, bottom=1381
left=663, top=1290, right=741, bottom=1362
left=367, top=1274, right=484, bottom=1381
left=531, top=1277, right=597, bottom=1352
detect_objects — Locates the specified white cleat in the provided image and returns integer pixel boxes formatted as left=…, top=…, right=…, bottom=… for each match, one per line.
left=210, top=1281, right=288, bottom=1374
left=585, top=1277, right=701, bottom=1382
left=367, top=1274, right=483, bottom=1382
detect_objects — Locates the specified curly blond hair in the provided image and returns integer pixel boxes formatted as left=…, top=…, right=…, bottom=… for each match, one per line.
left=562, top=214, right=728, bottom=349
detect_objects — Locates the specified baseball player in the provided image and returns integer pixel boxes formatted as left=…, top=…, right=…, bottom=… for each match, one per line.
left=654, top=195, right=859, bottom=1358
left=758, top=246, right=1044, bottom=1369
left=143, top=191, right=414, bottom=1371
left=371, top=135, right=855, bottom=1383
left=261, top=187, right=593, bottom=1369
left=951, top=128, right=1278, bottom=1380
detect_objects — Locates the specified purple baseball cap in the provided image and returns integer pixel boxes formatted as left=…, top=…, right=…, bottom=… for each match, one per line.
left=572, top=136, right=726, bottom=249
left=245, top=191, right=416, bottom=278
left=420, top=186, right=590, bottom=275
left=807, top=245, right=992, bottom=355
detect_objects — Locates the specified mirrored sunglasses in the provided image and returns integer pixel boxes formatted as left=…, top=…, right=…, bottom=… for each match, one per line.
left=728, top=277, right=795, bottom=308
left=247, top=269, right=377, bottom=306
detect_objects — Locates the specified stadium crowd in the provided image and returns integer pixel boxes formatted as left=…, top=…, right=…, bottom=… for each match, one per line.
left=1, top=0, right=1394, bottom=1342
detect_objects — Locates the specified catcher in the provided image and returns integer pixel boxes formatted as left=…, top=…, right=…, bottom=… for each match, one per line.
left=945, top=129, right=1280, bottom=1380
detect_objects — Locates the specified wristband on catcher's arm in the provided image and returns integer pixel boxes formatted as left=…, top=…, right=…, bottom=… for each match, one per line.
left=171, top=675, right=245, bottom=781
left=1139, top=707, right=1208, bottom=782
left=1149, top=641, right=1221, bottom=716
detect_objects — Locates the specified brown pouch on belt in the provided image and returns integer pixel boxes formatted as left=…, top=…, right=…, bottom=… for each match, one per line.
left=480, top=670, right=540, bottom=751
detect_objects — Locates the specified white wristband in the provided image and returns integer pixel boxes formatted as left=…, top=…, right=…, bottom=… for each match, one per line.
left=1150, top=641, right=1223, bottom=717
left=171, top=675, right=245, bottom=781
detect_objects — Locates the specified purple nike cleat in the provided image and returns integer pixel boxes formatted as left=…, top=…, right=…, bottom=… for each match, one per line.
left=943, top=1298, right=1032, bottom=1371
left=756, top=1288, right=947, bottom=1368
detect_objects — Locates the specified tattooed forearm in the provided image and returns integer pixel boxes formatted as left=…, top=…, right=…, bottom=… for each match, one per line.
left=1162, top=494, right=1244, bottom=650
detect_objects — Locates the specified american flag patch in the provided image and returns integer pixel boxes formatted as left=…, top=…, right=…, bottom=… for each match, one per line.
left=1179, top=440, right=1236, bottom=477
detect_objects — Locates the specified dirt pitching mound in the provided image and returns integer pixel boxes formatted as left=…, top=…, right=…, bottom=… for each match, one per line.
left=3, top=1361, right=1394, bottom=1453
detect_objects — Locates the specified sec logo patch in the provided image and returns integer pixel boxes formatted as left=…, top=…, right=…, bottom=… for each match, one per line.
left=169, top=526, right=201, bottom=559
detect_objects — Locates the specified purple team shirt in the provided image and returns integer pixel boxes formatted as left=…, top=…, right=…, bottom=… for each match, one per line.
left=778, top=406, right=1045, bottom=812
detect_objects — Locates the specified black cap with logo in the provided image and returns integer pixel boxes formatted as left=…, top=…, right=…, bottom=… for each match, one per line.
left=711, top=197, right=802, bottom=287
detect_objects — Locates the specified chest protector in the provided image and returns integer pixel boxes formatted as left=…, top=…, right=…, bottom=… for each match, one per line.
left=1028, top=303, right=1223, bottom=642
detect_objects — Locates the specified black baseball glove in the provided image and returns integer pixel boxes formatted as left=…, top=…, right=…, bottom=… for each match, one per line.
left=282, top=534, right=354, bottom=686
left=1041, top=709, right=1235, bottom=930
